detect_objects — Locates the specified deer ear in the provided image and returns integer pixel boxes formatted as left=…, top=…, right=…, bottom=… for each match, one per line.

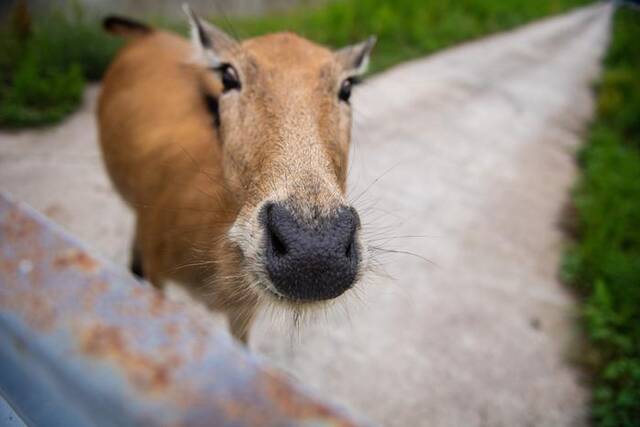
left=183, top=3, right=238, bottom=66
left=335, top=36, right=377, bottom=76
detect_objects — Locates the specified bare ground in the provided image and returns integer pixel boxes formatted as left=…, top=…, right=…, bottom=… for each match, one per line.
left=0, top=4, right=612, bottom=426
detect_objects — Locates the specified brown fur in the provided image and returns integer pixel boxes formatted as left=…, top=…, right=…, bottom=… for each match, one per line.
left=98, top=15, right=373, bottom=343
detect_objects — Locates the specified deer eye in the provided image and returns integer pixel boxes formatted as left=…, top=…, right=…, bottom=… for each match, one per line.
left=216, top=64, right=241, bottom=92
left=338, top=78, right=353, bottom=102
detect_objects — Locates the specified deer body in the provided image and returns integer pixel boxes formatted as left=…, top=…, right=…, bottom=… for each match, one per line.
left=98, top=12, right=374, bottom=342
left=99, top=30, right=230, bottom=281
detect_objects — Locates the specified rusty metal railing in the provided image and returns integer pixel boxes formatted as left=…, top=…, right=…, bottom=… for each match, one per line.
left=0, top=192, right=369, bottom=427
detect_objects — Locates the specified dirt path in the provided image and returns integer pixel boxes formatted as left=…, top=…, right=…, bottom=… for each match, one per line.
left=0, top=4, right=612, bottom=426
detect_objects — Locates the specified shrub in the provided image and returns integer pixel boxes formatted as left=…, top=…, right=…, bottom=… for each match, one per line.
left=0, top=49, right=84, bottom=127
left=0, top=7, right=121, bottom=128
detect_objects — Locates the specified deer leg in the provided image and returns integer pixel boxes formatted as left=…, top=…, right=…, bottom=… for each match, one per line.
left=129, top=223, right=145, bottom=279
left=130, top=246, right=144, bottom=278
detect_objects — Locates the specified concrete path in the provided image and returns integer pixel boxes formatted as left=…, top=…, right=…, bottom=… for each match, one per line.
left=0, top=4, right=612, bottom=426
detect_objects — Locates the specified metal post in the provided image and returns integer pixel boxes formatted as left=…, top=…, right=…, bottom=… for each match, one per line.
left=0, top=192, right=369, bottom=427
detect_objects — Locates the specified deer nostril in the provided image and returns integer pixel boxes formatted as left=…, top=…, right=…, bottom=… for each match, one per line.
left=344, top=209, right=359, bottom=261
left=263, top=203, right=289, bottom=257
left=269, top=226, right=287, bottom=257
left=345, top=239, right=354, bottom=259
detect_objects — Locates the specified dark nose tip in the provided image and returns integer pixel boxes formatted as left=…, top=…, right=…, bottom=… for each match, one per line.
left=262, top=203, right=360, bottom=301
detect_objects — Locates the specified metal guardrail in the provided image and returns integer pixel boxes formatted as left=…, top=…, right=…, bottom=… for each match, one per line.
left=0, top=192, right=369, bottom=427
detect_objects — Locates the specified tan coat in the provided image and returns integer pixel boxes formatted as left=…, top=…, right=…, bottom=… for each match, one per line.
left=98, top=13, right=374, bottom=342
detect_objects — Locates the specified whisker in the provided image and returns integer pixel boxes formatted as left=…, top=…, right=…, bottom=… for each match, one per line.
left=348, top=161, right=405, bottom=206
left=369, top=246, right=436, bottom=267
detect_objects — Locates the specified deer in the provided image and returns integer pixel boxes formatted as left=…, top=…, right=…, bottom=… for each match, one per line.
left=97, top=5, right=376, bottom=343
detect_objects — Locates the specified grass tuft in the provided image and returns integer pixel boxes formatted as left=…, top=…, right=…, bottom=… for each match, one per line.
left=0, top=7, right=122, bottom=128
left=562, top=6, right=640, bottom=426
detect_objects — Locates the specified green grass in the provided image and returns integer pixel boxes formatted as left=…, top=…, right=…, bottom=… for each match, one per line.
left=562, top=6, right=640, bottom=426
left=222, top=0, right=591, bottom=73
left=0, top=0, right=590, bottom=128
left=0, top=8, right=122, bottom=128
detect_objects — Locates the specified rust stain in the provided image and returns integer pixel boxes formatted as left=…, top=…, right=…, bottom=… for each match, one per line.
left=258, top=371, right=357, bottom=426
left=0, top=291, right=58, bottom=332
left=0, top=208, right=39, bottom=254
left=217, top=397, right=251, bottom=423
left=81, top=280, right=110, bottom=311
left=2, top=207, right=38, bottom=241
left=26, top=292, right=57, bottom=331
left=149, top=292, right=168, bottom=316
left=188, top=318, right=208, bottom=362
left=164, top=323, right=180, bottom=339
left=54, top=249, right=99, bottom=273
left=147, top=290, right=181, bottom=318
left=0, top=258, right=18, bottom=275
left=80, top=324, right=184, bottom=395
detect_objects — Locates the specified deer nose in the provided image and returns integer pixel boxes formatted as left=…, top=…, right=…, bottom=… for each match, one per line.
left=261, top=202, right=360, bottom=301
